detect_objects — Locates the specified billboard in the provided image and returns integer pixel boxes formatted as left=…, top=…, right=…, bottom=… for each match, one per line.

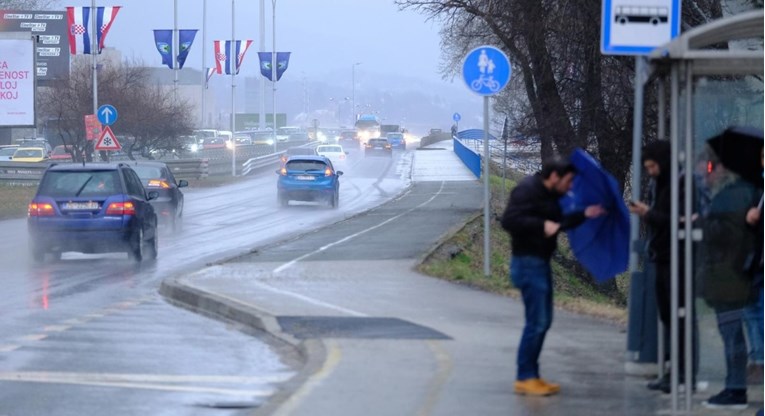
left=0, top=32, right=35, bottom=127
left=0, top=10, right=69, bottom=86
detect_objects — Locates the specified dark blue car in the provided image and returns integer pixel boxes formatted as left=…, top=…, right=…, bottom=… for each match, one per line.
left=276, top=155, right=343, bottom=208
left=386, top=133, right=406, bottom=149
left=27, top=163, right=159, bottom=262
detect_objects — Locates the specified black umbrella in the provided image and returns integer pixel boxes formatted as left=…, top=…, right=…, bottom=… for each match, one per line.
left=706, top=126, right=764, bottom=187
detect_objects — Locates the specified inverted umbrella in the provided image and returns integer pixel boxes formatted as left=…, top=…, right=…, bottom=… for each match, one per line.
left=706, top=126, right=764, bottom=187
left=559, top=149, right=630, bottom=282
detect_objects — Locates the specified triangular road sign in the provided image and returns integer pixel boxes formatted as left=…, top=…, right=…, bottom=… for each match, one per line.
left=95, top=126, right=121, bottom=151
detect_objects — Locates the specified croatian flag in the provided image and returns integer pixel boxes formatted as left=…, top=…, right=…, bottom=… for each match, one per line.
left=213, top=40, right=253, bottom=75
left=205, top=67, right=215, bottom=89
left=66, top=6, right=121, bottom=55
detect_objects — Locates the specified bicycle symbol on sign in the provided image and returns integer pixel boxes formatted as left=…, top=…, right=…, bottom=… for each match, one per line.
left=470, top=49, right=501, bottom=93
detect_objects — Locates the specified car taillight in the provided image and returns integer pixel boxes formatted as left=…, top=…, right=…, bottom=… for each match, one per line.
left=279, top=167, right=287, bottom=175
left=324, top=168, right=333, bottom=177
left=147, top=179, right=171, bottom=188
left=28, top=202, right=55, bottom=216
left=106, top=202, right=136, bottom=216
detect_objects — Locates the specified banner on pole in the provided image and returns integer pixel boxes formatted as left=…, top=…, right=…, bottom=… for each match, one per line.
left=177, top=29, right=197, bottom=69
left=213, top=40, right=252, bottom=75
left=257, top=52, right=291, bottom=81
left=66, top=6, right=120, bottom=55
left=153, top=29, right=173, bottom=69
left=84, top=114, right=101, bottom=140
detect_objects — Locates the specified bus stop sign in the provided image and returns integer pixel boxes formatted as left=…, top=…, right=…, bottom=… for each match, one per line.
left=601, top=0, right=681, bottom=55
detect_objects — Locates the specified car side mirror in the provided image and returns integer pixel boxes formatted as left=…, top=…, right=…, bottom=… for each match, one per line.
left=147, top=191, right=159, bottom=201
left=178, top=179, right=189, bottom=188
left=337, top=171, right=344, bottom=176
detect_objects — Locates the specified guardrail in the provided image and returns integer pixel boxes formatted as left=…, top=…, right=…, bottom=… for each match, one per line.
left=241, top=142, right=318, bottom=176
left=0, top=161, right=47, bottom=186
left=453, top=138, right=482, bottom=178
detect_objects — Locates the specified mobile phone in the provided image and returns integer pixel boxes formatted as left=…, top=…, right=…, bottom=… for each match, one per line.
left=628, top=201, right=637, bottom=206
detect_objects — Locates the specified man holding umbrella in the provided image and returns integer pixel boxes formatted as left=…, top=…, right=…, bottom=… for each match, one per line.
left=501, top=159, right=605, bottom=396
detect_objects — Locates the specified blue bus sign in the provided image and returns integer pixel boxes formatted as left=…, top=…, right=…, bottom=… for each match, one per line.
left=601, top=0, right=681, bottom=55
left=462, top=46, right=511, bottom=96
left=97, top=104, right=118, bottom=126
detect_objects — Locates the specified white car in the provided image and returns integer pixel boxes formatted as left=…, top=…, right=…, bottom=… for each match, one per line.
left=316, top=144, right=348, bottom=166
left=0, top=146, right=18, bottom=161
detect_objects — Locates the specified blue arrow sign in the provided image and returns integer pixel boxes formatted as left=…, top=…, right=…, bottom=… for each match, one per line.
left=97, top=104, right=118, bottom=126
left=462, top=46, right=511, bottom=96
left=453, top=112, right=461, bottom=123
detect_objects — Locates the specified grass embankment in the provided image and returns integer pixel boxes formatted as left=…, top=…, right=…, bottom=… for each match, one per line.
left=0, top=185, right=37, bottom=220
left=418, top=174, right=629, bottom=325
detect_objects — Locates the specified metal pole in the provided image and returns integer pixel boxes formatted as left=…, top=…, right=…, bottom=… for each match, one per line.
left=231, top=0, right=236, bottom=177
left=201, top=0, right=206, bottom=127
left=173, top=0, right=178, bottom=104
left=656, top=78, right=666, bottom=378
left=271, top=0, right=277, bottom=153
left=629, top=57, right=646, bottom=275
left=683, top=61, right=694, bottom=414
left=352, top=64, right=355, bottom=125
left=502, top=128, right=507, bottom=203
left=483, top=96, right=491, bottom=277
left=91, top=0, right=102, bottom=162
left=259, top=0, right=265, bottom=130
left=669, top=63, right=680, bottom=415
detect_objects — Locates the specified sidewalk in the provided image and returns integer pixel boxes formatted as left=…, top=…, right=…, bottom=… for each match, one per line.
left=161, top=142, right=762, bottom=416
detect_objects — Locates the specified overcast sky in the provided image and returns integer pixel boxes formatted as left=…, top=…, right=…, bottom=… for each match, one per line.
left=61, top=0, right=450, bottom=84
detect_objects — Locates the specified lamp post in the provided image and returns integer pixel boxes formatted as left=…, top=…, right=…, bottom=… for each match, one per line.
left=351, top=62, right=361, bottom=125
left=271, top=0, right=277, bottom=153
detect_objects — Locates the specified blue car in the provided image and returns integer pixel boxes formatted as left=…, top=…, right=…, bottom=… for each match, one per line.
left=276, top=155, right=343, bottom=208
left=27, top=163, right=159, bottom=262
left=386, top=133, right=406, bottom=149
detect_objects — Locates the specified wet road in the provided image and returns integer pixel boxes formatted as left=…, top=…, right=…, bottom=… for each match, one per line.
left=0, top=144, right=412, bottom=415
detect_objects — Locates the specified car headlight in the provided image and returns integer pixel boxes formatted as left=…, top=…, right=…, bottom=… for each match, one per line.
left=267, top=139, right=274, bottom=145
left=190, top=144, right=199, bottom=152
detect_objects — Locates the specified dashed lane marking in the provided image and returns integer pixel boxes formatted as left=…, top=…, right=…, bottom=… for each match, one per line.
left=0, top=345, right=20, bottom=353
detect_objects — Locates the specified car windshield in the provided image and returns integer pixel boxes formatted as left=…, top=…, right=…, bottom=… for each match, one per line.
left=14, top=149, right=43, bottom=158
left=286, top=160, right=328, bottom=172
left=286, top=148, right=315, bottom=156
left=388, top=134, right=403, bottom=140
left=132, top=166, right=164, bottom=180
left=51, top=147, right=71, bottom=155
left=317, top=146, right=342, bottom=153
left=369, top=139, right=388, bottom=145
left=38, top=170, right=120, bottom=197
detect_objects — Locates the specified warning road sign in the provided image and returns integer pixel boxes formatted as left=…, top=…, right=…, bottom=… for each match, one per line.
left=95, top=126, right=121, bottom=151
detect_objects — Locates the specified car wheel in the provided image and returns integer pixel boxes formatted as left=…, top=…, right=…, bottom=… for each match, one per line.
left=147, top=228, right=158, bottom=260
left=129, top=228, right=144, bottom=262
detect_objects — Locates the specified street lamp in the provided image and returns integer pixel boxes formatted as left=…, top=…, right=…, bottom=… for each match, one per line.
left=351, top=62, right=361, bottom=125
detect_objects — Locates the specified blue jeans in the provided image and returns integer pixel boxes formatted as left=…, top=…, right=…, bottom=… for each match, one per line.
left=510, top=255, right=553, bottom=381
left=743, top=279, right=764, bottom=364
left=715, top=308, right=748, bottom=389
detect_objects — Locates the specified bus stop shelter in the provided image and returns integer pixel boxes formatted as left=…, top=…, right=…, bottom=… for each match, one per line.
left=639, top=9, right=763, bottom=414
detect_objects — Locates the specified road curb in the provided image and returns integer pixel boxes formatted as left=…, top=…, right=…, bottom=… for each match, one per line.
left=158, top=277, right=329, bottom=414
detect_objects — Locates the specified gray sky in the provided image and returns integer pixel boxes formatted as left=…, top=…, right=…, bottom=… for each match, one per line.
left=62, top=0, right=448, bottom=84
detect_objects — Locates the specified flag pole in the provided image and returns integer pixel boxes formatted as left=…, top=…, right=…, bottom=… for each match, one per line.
left=271, top=0, right=277, bottom=153
left=230, top=0, right=236, bottom=177
left=201, top=0, right=207, bottom=127
left=173, top=0, right=178, bottom=105
left=259, top=0, right=265, bottom=131
left=91, top=0, right=102, bottom=162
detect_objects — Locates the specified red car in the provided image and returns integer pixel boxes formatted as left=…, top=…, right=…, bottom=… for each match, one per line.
left=49, top=145, right=74, bottom=161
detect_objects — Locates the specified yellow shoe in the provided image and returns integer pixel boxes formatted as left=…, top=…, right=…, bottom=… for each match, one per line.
left=539, top=378, right=560, bottom=393
left=514, top=378, right=559, bottom=396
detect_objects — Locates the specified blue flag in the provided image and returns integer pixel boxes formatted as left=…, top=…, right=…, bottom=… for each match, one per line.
left=153, top=29, right=173, bottom=69
left=258, top=52, right=291, bottom=81
left=177, top=29, right=197, bottom=69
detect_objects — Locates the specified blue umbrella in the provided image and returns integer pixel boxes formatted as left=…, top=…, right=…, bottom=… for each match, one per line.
left=559, top=149, right=630, bottom=282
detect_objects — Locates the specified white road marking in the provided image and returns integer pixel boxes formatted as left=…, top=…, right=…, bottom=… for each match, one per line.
left=0, top=345, right=20, bottom=353
left=43, top=325, right=71, bottom=332
left=0, top=371, right=293, bottom=384
left=19, top=334, right=47, bottom=342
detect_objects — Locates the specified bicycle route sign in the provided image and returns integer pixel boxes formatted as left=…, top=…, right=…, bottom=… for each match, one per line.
left=462, top=46, right=511, bottom=96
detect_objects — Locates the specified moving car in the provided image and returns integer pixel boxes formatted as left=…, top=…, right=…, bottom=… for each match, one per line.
left=50, top=145, right=75, bottom=161
left=386, top=133, right=406, bottom=149
left=276, top=155, right=343, bottom=208
left=279, top=146, right=317, bottom=165
left=0, top=145, right=18, bottom=161
left=316, top=144, right=348, bottom=166
left=12, top=147, right=49, bottom=162
left=340, top=130, right=356, bottom=141
left=18, top=139, right=52, bottom=155
left=202, top=137, right=227, bottom=150
left=364, top=138, right=392, bottom=157
left=27, top=163, right=159, bottom=262
left=130, top=161, right=187, bottom=232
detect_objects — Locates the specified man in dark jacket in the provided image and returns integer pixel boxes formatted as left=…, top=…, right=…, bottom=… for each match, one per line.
left=501, top=159, right=604, bottom=396
left=629, top=140, right=695, bottom=393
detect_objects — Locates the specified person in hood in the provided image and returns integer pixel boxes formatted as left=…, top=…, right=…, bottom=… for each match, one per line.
left=629, top=140, right=696, bottom=393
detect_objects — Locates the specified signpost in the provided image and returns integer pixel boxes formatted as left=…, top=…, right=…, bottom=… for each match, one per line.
left=94, top=126, right=121, bottom=151
left=462, top=45, right=511, bottom=277
left=601, top=0, right=680, bottom=55
left=97, top=104, right=118, bottom=126
left=453, top=112, right=461, bottom=132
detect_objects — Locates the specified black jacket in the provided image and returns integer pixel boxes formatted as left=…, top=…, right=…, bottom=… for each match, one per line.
left=642, top=141, right=673, bottom=264
left=501, top=174, right=586, bottom=259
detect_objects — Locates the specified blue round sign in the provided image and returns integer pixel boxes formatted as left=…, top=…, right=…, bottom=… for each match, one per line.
left=453, top=112, right=461, bottom=123
left=97, top=104, right=118, bottom=126
left=462, top=46, right=511, bottom=96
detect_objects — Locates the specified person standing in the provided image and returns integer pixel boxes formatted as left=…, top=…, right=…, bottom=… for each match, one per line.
left=629, top=140, right=696, bottom=393
left=743, top=196, right=763, bottom=384
left=501, top=159, right=604, bottom=396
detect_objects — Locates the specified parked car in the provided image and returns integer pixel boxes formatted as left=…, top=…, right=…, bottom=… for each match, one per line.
left=50, top=145, right=75, bottom=161
left=316, top=144, right=348, bottom=166
left=129, top=161, right=188, bottom=232
left=386, top=133, right=407, bottom=149
left=276, top=155, right=343, bottom=208
left=364, top=138, right=392, bottom=157
left=27, top=163, right=159, bottom=262
left=0, top=145, right=18, bottom=161
left=12, top=147, right=49, bottom=162
left=279, top=146, right=317, bottom=165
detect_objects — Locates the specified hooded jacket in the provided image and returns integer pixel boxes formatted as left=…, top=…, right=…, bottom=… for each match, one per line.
left=642, top=141, right=673, bottom=264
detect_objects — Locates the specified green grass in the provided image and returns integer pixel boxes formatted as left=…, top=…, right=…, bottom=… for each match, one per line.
left=418, top=174, right=629, bottom=324
left=0, top=185, right=37, bottom=220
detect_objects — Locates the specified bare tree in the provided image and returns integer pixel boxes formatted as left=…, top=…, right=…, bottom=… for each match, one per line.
left=0, top=0, right=58, bottom=9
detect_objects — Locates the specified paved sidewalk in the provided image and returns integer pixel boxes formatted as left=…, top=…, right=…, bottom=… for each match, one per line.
left=161, top=142, right=762, bottom=415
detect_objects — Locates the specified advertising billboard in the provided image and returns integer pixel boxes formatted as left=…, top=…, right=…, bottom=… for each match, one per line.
left=0, top=32, right=35, bottom=127
left=0, top=10, right=69, bottom=86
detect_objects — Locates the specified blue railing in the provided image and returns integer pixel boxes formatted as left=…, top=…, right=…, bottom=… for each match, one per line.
left=453, top=138, right=481, bottom=178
